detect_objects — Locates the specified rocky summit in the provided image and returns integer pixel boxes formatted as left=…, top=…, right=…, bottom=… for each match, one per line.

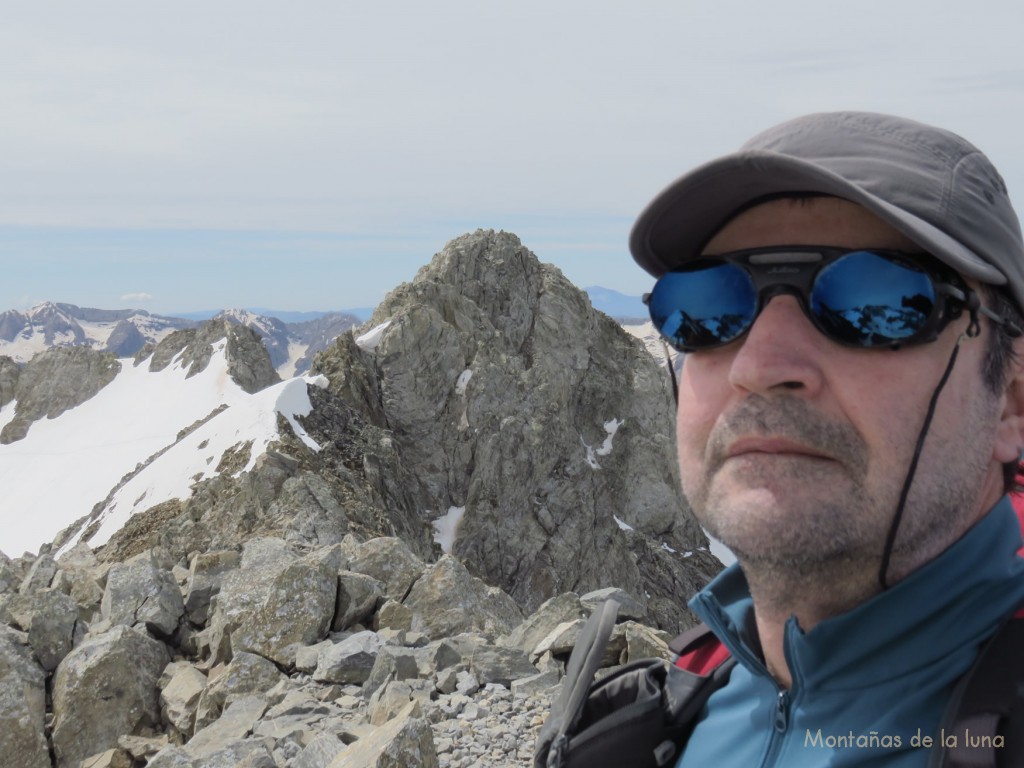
left=0, top=230, right=723, bottom=767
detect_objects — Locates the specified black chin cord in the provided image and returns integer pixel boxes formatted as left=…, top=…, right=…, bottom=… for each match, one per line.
left=878, top=311, right=982, bottom=590
left=663, top=340, right=680, bottom=404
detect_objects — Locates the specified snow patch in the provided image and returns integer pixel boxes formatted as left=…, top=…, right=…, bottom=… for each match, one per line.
left=355, top=320, right=391, bottom=351
left=432, top=506, right=466, bottom=554
left=707, top=536, right=735, bottom=567
left=595, top=418, right=624, bottom=457
left=277, top=340, right=307, bottom=379
left=0, top=399, right=16, bottom=434
left=581, top=417, right=624, bottom=469
left=613, top=515, right=634, bottom=532
left=455, top=369, right=473, bottom=396
left=66, top=373, right=323, bottom=552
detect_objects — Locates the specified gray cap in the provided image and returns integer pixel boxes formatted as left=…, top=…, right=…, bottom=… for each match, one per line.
left=629, top=111, right=1024, bottom=312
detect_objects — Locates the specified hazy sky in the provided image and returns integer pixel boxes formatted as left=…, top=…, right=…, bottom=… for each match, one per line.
left=3, top=1, right=1023, bottom=314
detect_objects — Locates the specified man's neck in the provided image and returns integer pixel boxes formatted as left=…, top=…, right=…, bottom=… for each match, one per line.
left=744, top=563, right=880, bottom=689
left=742, top=489, right=1001, bottom=687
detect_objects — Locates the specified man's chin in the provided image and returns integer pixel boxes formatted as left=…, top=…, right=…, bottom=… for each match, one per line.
left=695, top=492, right=860, bottom=565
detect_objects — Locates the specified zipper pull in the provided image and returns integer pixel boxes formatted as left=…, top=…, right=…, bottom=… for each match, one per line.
left=774, top=690, right=790, bottom=733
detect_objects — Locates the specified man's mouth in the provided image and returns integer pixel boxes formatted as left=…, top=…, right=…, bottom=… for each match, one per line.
left=725, top=437, right=833, bottom=461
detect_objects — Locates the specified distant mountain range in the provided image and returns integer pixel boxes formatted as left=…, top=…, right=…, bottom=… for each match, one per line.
left=0, top=288, right=646, bottom=371
left=173, top=307, right=375, bottom=323
left=0, top=302, right=364, bottom=377
left=584, top=286, right=647, bottom=321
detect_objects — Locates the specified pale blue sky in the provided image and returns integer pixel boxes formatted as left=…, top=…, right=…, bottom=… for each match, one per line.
left=2, top=1, right=1023, bottom=314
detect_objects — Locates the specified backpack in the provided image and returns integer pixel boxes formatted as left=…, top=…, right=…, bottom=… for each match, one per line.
left=534, top=600, right=1024, bottom=768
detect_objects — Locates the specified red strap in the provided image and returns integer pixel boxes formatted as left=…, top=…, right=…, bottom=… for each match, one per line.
left=675, top=638, right=731, bottom=675
left=1011, top=490, right=1024, bottom=556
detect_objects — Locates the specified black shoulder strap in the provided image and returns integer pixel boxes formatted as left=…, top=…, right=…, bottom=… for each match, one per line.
left=535, top=599, right=621, bottom=768
left=670, top=622, right=719, bottom=656
left=534, top=606, right=736, bottom=768
left=931, top=612, right=1024, bottom=768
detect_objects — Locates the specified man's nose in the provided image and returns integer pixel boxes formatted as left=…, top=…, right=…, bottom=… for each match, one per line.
left=727, top=295, right=827, bottom=396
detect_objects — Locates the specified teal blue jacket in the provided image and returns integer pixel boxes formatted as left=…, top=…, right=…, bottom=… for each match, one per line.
left=676, top=497, right=1024, bottom=767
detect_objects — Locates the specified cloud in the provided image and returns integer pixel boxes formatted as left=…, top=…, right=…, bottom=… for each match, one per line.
left=120, top=292, right=153, bottom=302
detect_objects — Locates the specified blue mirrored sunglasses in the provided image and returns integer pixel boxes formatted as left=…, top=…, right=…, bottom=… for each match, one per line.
left=644, top=247, right=1010, bottom=352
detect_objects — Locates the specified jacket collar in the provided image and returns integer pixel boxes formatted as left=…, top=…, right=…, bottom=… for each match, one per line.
left=690, top=496, right=1024, bottom=691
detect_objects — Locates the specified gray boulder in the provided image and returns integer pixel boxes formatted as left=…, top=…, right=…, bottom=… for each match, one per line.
left=498, top=592, right=586, bottom=654
left=367, top=679, right=433, bottom=726
left=362, top=646, right=421, bottom=698
left=292, top=732, right=348, bottom=768
left=333, top=571, right=384, bottom=631
left=346, top=537, right=426, bottom=601
left=4, top=589, right=81, bottom=670
left=206, top=539, right=335, bottom=665
left=313, top=630, right=386, bottom=684
left=56, top=540, right=101, bottom=569
left=184, top=550, right=240, bottom=626
left=101, top=552, right=185, bottom=637
left=468, top=645, right=537, bottom=687
left=51, top=625, right=170, bottom=768
left=326, top=701, right=437, bottom=768
left=185, top=695, right=269, bottom=761
left=159, top=661, right=208, bottom=736
left=0, top=557, right=16, bottom=594
left=580, top=587, right=646, bottom=621
left=404, top=555, right=523, bottom=640
left=194, top=651, right=284, bottom=730
left=19, top=553, right=58, bottom=593
left=229, top=556, right=336, bottom=665
left=0, top=626, right=49, bottom=768
left=374, top=599, right=414, bottom=632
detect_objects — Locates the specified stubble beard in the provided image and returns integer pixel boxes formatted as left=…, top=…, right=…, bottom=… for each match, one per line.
left=686, top=395, right=880, bottom=581
left=685, top=391, right=997, bottom=604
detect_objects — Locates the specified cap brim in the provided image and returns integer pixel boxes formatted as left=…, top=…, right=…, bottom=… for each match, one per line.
left=629, top=150, right=1005, bottom=286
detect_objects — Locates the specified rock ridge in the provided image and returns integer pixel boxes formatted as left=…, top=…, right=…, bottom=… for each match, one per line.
left=61, top=230, right=716, bottom=633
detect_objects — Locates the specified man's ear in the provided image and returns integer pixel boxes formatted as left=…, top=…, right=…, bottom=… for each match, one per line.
left=993, top=338, right=1024, bottom=464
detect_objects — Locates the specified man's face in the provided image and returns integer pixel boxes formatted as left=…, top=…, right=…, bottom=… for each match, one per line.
left=675, top=197, right=1011, bottom=578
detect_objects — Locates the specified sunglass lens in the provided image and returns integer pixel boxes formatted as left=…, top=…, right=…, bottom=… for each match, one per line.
left=650, top=263, right=756, bottom=350
left=811, top=251, right=936, bottom=346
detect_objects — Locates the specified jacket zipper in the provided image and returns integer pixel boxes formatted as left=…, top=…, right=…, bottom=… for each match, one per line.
left=774, top=690, right=790, bottom=732
left=757, top=688, right=791, bottom=767
left=695, top=595, right=797, bottom=767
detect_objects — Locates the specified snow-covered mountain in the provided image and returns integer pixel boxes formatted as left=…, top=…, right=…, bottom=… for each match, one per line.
left=0, top=325, right=323, bottom=559
left=0, top=302, right=361, bottom=377
left=214, top=308, right=361, bottom=377
left=0, top=302, right=193, bottom=362
left=0, top=285, right=689, bottom=562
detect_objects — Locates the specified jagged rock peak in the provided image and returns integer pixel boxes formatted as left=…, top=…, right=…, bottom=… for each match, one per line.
left=321, top=229, right=711, bottom=630
left=211, top=309, right=291, bottom=371
left=147, top=318, right=281, bottom=394
left=369, top=229, right=548, bottom=349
